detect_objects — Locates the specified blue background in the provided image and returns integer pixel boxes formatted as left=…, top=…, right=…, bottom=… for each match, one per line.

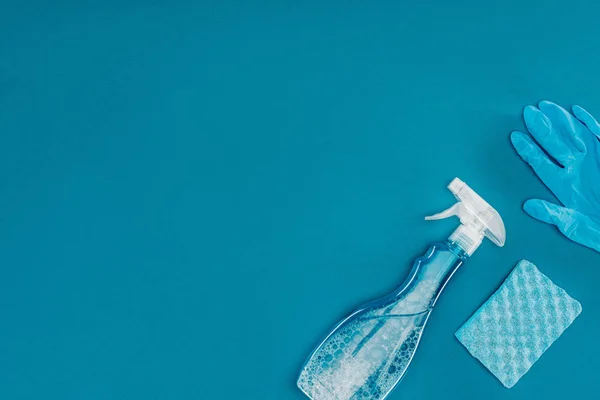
left=1, top=1, right=599, bottom=399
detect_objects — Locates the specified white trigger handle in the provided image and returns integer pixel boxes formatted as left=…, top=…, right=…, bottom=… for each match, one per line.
left=424, top=203, right=466, bottom=221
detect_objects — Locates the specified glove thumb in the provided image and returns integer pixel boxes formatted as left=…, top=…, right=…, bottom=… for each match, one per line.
left=524, top=199, right=600, bottom=253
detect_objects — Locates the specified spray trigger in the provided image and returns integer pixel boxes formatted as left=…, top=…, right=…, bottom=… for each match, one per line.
left=423, top=178, right=506, bottom=255
left=425, top=203, right=466, bottom=221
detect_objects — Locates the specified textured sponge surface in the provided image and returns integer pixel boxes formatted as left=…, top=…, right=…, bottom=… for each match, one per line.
left=455, top=260, right=582, bottom=388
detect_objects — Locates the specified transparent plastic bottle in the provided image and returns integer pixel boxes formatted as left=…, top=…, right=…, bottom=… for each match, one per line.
left=297, top=178, right=506, bottom=400
left=297, top=241, right=467, bottom=399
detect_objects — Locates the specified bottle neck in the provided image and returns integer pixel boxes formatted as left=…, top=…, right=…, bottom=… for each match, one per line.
left=445, top=239, right=470, bottom=260
left=449, top=225, right=483, bottom=256
left=390, top=241, right=467, bottom=312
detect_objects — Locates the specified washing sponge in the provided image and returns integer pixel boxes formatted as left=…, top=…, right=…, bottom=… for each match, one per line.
left=455, top=260, right=581, bottom=388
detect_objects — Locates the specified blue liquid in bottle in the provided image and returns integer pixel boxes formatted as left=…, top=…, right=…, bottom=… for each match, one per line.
left=297, top=241, right=468, bottom=400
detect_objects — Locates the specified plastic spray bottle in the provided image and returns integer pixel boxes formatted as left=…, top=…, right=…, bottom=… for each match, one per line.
left=297, top=178, right=506, bottom=400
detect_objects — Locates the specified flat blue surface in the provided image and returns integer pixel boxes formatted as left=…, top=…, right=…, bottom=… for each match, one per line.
left=0, top=1, right=599, bottom=399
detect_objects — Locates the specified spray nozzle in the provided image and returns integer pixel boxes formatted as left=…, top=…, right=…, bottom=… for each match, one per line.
left=425, top=178, right=505, bottom=255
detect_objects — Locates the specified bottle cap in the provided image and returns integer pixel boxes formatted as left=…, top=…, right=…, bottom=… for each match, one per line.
left=425, top=178, right=506, bottom=255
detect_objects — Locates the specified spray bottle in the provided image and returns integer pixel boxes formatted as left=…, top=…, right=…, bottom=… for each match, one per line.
left=297, top=178, right=506, bottom=400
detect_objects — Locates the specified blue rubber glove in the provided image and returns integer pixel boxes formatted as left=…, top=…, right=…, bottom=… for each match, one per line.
left=511, top=101, right=600, bottom=253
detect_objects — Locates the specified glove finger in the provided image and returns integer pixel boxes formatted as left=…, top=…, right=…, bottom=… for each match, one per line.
left=524, top=199, right=574, bottom=226
left=572, top=105, right=600, bottom=141
left=524, top=199, right=600, bottom=253
left=523, top=104, right=578, bottom=165
left=537, top=101, right=587, bottom=154
left=511, top=131, right=563, bottom=191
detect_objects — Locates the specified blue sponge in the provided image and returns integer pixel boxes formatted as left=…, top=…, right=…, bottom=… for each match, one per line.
left=455, top=260, right=581, bottom=388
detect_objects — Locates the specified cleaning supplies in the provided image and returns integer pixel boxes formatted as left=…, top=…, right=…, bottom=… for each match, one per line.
left=455, top=260, right=581, bottom=388
left=297, top=178, right=506, bottom=400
